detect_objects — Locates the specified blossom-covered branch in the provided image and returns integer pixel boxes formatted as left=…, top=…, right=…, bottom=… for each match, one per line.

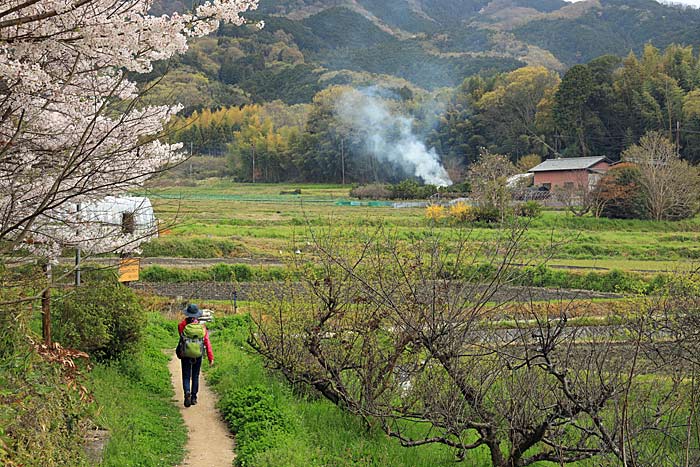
left=0, top=0, right=259, bottom=257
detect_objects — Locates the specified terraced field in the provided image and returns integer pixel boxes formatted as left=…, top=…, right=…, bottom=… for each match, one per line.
left=142, top=181, right=700, bottom=271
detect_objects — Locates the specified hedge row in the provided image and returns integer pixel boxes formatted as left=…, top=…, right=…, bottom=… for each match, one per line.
left=141, top=237, right=245, bottom=258
left=459, top=263, right=668, bottom=295
left=141, top=264, right=290, bottom=283
left=141, top=262, right=669, bottom=295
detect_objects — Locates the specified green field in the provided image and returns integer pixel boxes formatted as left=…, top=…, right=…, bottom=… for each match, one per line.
left=8, top=181, right=693, bottom=467
left=143, top=181, right=700, bottom=270
left=131, top=181, right=700, bottom=466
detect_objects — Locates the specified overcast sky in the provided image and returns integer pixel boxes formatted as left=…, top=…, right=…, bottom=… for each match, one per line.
left=565, top=0, right=700, bottom=7
left=663, top=0, right=700, bottom=6
left=653, top=0, right=700, bottom=6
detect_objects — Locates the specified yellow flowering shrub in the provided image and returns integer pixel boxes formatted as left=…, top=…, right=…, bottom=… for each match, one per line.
left=449, top=202, right=474, bottom=222
left=425, top=204, right=446, bottom=222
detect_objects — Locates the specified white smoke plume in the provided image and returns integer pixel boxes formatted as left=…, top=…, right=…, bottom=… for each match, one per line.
left=335, top=88, right=452, bottom=187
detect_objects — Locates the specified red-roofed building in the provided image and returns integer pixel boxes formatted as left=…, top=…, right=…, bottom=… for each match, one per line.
left=528, top=156, right=613, bottom=190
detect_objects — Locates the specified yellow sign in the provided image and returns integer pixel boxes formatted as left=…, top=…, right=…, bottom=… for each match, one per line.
left=118, top=258, right=140, bottom=283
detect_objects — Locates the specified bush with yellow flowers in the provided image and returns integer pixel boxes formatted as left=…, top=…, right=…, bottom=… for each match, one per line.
left=448, top=202, right=474, bottom=223
left=425, top=204, right=446, bottom=223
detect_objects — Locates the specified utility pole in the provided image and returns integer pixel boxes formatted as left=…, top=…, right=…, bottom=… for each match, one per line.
left=667, top=78, right=673, bottom=142
left=340, top=138, right=345, bottom=185
left=251, top=144, right=256, bottom=183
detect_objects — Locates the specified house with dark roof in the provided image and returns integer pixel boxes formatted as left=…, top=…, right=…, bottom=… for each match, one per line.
left=528, top=156, right=613, bottom=191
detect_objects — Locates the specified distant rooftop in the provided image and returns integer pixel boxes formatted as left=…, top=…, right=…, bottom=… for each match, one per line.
left=528, top=156, right=611, bottom=173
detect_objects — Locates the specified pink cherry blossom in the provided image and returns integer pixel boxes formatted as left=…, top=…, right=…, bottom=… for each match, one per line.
left=0, top=0, right=259, bottom=259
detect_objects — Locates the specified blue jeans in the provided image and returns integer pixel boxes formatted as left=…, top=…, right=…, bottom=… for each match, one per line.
left=181, top=356, right=202, bottom=397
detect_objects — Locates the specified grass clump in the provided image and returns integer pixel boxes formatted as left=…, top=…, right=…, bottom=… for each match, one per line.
left=219, top=385, right=287, bottom=432
left=218, top=385, right=290, bottom=466
left=0, top=335, right=92, bottom=467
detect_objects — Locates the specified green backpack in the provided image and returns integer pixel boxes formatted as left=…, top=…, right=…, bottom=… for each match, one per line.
left=180, top=323, right=205, bottom=359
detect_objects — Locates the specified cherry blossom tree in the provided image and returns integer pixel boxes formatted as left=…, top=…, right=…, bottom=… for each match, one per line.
left=0, top=0, right=260, bottom=258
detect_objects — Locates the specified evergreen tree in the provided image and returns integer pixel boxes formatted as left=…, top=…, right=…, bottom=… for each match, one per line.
left=554, top=64, right=595, bottom=156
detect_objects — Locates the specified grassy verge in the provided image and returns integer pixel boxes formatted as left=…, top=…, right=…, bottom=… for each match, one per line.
left=88, top=313, right=186, bottom=467
left=206, top=313, right=677, bottom=467
left=0, top=335, right=92, bottom=467
left=205, top=314, right=487, bottom=467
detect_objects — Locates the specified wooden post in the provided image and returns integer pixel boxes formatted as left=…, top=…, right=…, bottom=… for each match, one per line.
left=75, top=203, right=81, bottom=287
left=75, top=246, right=81, bottom=287
left=42, top=262, right=52, bottom=345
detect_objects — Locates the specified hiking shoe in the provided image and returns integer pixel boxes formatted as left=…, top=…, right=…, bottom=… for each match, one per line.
left=191, top=396, right=198, bottom=406
left=184, top=392, right=192, bottom=407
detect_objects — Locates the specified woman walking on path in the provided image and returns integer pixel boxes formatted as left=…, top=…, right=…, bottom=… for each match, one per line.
left=178, top=304, right=214, bottom=407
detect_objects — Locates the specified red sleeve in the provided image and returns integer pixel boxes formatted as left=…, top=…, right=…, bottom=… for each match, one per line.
left=203, top=326, right=214, bottom=363
left=178, top=319, right=186, bottom=334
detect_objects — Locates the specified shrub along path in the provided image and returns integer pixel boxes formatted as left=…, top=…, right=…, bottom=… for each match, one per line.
left=167, top=352, right=235, bottom=467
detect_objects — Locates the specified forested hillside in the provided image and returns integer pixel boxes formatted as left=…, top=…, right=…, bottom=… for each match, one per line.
left=514, top=0, right=700, bottom=64
left=146, top=0, right=700, bottom=109
left=142, top=0, right=700, bottom=185
left=161, top=44, right=700, bottom=185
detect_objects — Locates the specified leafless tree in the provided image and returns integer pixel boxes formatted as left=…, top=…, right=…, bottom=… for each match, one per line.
left=468, top=149, right=518, bottom=219
left=623, top=131, right=700, bottom=221
left=553, top=181, right=610, bottom=218
left=250, top=225, right=700, bottom=466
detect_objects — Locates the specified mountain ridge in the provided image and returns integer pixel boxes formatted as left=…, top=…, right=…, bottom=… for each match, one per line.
left=147, top=0, right=700, bottom=107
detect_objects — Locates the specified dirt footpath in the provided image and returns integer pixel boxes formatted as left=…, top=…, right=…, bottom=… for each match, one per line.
left=167, top=353, right=235, bottom=467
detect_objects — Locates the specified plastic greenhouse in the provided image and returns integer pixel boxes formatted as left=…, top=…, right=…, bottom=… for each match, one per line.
left=75, top=196, right=157, bottom=238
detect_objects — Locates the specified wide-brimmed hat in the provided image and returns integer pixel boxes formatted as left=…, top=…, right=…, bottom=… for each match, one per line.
left=184, top=303, right=203, bottom=318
